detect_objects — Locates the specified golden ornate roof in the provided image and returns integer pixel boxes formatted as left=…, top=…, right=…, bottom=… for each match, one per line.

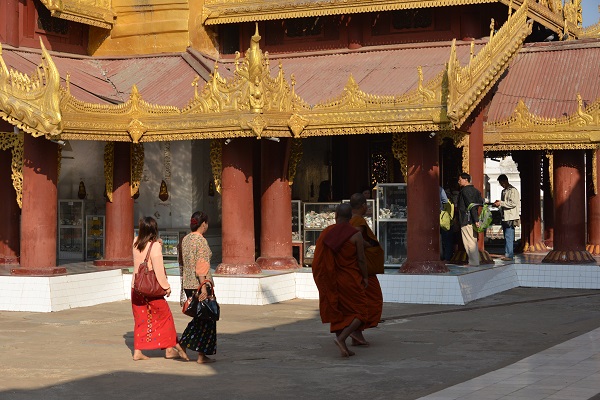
left=447, top=0, right=532, bottom=127
left=484, top=95, right=600, bottom=151
left=39, top=0, right=114, bottom=29
left=0, top=3, right=554, bottom=143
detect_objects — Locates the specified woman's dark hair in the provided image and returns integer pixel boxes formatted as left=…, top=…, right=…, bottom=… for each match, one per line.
left=190, top=211, right=209, bottom=232
left=134, top=217, right=159, bottom=252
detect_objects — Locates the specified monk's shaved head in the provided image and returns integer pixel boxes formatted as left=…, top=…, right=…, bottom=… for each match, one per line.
left=336, top=203, right=352, bottom=221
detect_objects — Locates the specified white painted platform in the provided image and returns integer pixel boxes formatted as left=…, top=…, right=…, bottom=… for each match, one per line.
left=1, top=261, right=599, bottom=312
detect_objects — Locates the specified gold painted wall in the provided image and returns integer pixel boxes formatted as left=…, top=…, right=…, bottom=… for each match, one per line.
left=88, top=0, right=217, bottom=56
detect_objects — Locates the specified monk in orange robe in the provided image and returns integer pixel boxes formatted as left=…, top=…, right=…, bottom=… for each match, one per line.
left=312, top=203, right=369, bottom=357
left=349, top=192, right=384, bottom=346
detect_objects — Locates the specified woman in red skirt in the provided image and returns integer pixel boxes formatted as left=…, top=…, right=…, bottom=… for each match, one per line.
left=131, top=216, right=188, bottom=361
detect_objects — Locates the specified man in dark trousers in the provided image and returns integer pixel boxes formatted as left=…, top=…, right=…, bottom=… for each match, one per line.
left=457, top=173, right=483, bottom=266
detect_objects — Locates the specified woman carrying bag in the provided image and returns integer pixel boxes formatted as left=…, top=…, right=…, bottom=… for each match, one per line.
left=179, top=211, right=217, bottom=364
left=131, top=216, right=188, bottom=361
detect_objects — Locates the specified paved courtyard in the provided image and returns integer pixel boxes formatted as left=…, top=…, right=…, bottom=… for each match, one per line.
left=1, top=287, right=600, bottom=400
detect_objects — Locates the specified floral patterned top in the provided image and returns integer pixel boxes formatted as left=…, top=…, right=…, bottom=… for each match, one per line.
left=180, top=232, right=212, bottom=290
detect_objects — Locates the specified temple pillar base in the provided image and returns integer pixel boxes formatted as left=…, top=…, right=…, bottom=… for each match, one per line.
left=523, top=241, right=549, bottom=253
left=11, top=266, right=67, bottom=276
left=0, top=256, right=19, bottom=265
left=215, top=262, right=261, bottom=275
left=586, top=244, right=600, bottom=255
left=450, top=250, right=494, bottom=265
left=256, top=256, right=299, bottom=270
left=542, top=250, right=596, bottom=264
left=94, top=258, right=134, bottom=267
left=400, top=260, right=448, bottom=274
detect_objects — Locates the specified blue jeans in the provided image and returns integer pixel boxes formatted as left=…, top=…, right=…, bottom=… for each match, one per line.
left=502, top=221, right=515, bottom=258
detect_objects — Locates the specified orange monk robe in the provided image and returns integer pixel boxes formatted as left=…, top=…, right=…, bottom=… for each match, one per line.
left=312, top=223, right=368, bottom=333
left=349, top=215, right=384, bottom=329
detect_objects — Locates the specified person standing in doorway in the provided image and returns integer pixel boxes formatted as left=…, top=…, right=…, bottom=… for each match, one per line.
left=457, top=173, right=483, bottom=266
left=493, top=174, right=521, bottom=261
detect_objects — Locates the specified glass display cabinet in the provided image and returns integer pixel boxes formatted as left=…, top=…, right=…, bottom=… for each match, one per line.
left=302, top=202, right=338, bottom=265
left=291, top=200, right=302, bottom=242
left=58, top=200, right=85, bottom=260
left=85, top=215, right=105, bottom=261
left=376, top=183, right=408, bottom=267
left=159, top=230, right=180, bottom=260
left=342, top=198, right=376, bottom=235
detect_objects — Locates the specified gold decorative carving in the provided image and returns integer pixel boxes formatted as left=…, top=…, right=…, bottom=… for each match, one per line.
left=546, top=151, right=554, bottom=196
left=104, top=142, right=114, bottom=202
left=580, top=19, right=600, bottom=38
left=593, top=148, right=598, bottom=196
left=499, top=0, right=580, bottom=39
left=0, top=40, right=62, bottom=137
left=484, top=95, right=600, bottom=151
left=131, top=143, right=144, bottom=197
left=447, top=0, right=532, bottom=128
left=288, top=114, right=309, bottom=138
left=38, top=0, right=114, bottom=29
left=203, top=0, right=501, bottom=25
left=57, top=145, right=62, bottom=183
left=391, top=132, right=407, bottom=182
left=287, top=138, right=303, bottom=185
left=210, top=139, right=222, bottom=194
left=0, top=131, right=24, bottom=208
left=128, top=119, right=147, bottom=143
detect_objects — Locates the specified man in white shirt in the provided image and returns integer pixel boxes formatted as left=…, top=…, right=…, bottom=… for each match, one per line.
left=493, top=174, right=520, bottom=261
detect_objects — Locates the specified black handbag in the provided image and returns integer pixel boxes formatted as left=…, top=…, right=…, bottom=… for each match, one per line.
left=182, top=281, right=220, bottom=321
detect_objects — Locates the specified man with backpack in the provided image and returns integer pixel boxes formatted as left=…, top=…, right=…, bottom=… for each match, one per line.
left=493, top=174, right=521, bottom=261
left=457, top=173, right=484, bottom=266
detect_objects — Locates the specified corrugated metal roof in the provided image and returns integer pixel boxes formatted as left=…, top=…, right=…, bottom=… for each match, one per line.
left=264, top=41, right=484, bottom=104
left=2, top=40, right=482, bottom=109
left=487, top=39, right=600, bottom=123
left=1, top=47, right=208, bottom=107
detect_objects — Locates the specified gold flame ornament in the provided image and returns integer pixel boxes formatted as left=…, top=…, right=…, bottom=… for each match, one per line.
left=78, top=181, right=87, bottom=199
left=159, top=180, right=169, bottom=201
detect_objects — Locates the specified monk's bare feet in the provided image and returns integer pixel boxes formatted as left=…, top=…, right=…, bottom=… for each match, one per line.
left=350, top=332, right=370, bottom=347
left=133, top=350, right=150, bottom=361
left=333, top=338, right=354, bottom=357
left=197, top=354, right=215, bottom=364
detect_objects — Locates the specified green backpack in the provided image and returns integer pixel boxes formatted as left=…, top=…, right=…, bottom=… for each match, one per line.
left=467, top=203, right=493, bottom=232
left=440, top=200, right=454, bottom=231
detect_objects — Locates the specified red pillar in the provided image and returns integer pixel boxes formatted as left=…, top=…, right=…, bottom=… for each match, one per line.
left=0, top=148, right=20, bottom=265
left=13, top=135, right=65, bottom=275
left=400, top=133, right=447, bottom=273
left=588, top=150, right=600, bottom=255
left=460, top=107, right=493, bottom=264
left=543, top=150, right=594, bottom=263
left=94, top=142, right=134, bottom=267
left=216, top=138, right=261, bottom=274
left=514, top=152, right=546, bottom=252
left=256, top=139, right=298, bottom=270
left=542, top=154, right=554, bottom=248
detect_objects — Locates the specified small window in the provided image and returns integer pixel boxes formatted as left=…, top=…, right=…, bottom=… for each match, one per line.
left=34, top=0, right=70, bottom=36
left=391, top=9, right=433, bottom=31
left=284, top=17, right=323, bottom=39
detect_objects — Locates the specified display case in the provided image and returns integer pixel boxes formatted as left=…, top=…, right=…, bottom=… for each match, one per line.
left=302, top=202, right=338, bottom=265
left=58, top=200, right=85, bottom=260
left=342, top=198, right=376, bottom=235
left=85, top=215, right=105, bottom=261
left=376, top=183, right=408, bottom=267
left=291, top=200, right=302, bottom=242
left=159, top=230, right=181, bottom=260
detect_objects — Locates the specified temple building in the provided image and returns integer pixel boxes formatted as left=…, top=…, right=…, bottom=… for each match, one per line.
left=1, top=0, right=600, bottom=278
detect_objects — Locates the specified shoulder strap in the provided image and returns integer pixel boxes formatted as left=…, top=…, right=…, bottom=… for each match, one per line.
left=144, top=241, right=154, bottom=263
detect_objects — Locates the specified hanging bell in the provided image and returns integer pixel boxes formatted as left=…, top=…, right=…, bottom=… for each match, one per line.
left=78, top=180, right=87, bottom=199
left=159, top=180, right=169, bottom=201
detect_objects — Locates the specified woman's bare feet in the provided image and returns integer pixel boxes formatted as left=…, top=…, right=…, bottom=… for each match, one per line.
left=175, top=344, right=189, bottom=361
left=197, top=354, right=216, bottom=364
left=333, top=338, right=355, bottom=357
left=133, top=350, right=150, bottom=361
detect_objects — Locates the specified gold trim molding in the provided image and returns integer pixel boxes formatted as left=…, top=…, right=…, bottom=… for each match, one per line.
left=39, top=0, right=115, bottom=29
left=104, top=142, right=114, bottom=202
left=210, top=139, right=223, bottom=194
left=287, top=138, right=302, bottom=185
left=0, top=131, right=24, bottom=208
left=447, top=0, right=532, bottom=128
left=202, top=0, right=497, bottom=25
left=484, top=95, right=600, bottom=151
left=131, top=143, right=144, bottom=197
left=0, top=41, right=62, bottom=138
